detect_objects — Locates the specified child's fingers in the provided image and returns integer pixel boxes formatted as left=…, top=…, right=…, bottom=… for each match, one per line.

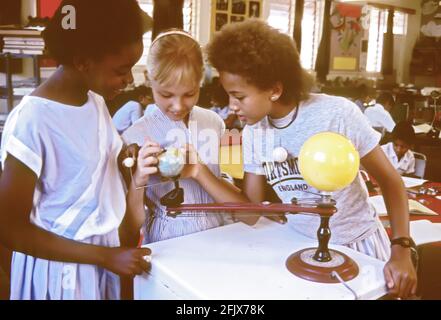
left=138, top=247, right=152, bottom=256
left=137, top=156, right=159, bottom=176
left=400, top=277, right=413, bottom=299
left=390, top=273, right=402, bottom=298
left=410, top=280, right=418, bottom=296
left=139, top=156, right=159, bottom=167
left=140, top=142, right=161, bottom=154
left=138, top=166, right=158, bottom=176
left=132, top=265, right=144, bottom=276
left=139, top=146, right=163, bottom=159
left=410, top=269, right=418, bottom=295
left=400, top=273, right=416, bottom=299
left=139, top=258, right=151, bottom=273
left=394, top=275, right=404, bottom=299
left=383, top=266, right=395, bottom=293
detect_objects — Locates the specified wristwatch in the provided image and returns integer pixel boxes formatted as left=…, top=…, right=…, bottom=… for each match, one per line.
left=391, top=237, right=416, bottom=248
left=391, top=237, right=419, bottom=268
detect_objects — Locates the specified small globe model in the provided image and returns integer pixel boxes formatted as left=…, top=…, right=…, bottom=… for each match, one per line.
left=158, top=147, right=185, bottom=178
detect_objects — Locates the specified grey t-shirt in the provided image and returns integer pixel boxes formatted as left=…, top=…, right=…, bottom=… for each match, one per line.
left=243, top=94, right=381, bottom=245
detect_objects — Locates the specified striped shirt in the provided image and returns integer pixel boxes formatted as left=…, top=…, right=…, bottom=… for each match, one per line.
left=122, top=105, right=229, bottom=243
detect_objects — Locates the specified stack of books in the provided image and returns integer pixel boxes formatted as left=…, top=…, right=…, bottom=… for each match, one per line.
left=0, top=26, right=45, bottom=55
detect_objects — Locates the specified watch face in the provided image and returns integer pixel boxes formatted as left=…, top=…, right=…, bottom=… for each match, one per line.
left=392, top=237, right=413, bottom=247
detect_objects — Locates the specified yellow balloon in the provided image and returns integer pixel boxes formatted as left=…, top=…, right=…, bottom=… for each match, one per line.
left=298, top=132, right=360, bottom=192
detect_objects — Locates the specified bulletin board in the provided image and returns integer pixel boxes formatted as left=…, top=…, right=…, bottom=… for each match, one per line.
left=420, top=0, right=441, bottom=38
left=211, top=0, right=263, bottom=36
left=329, top=2, right=364, bottom=72
left=38, top=0, right=62, bottom=19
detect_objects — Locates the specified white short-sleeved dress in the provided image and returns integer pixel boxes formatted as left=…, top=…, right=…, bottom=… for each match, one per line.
left=1, top=92, right=126, bottom=300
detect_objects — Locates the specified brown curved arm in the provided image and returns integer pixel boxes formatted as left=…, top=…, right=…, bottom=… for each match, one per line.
left=166, top=202, right=337, bottom=217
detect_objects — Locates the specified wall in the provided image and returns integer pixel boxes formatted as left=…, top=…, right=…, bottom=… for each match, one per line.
left=403, top=4, right=422, bottom=83
left=198, top=0, right=212, bottom=45
left=340, top=0, right=422, bottom=83
left=198, top=0, right=271, bottom=46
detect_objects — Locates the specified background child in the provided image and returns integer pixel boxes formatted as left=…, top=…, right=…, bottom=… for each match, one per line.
left=0, top=0, right=152, bottom=300
left=112, top=85, right=154, bottom=134
left=122, top=30, right=248, bottom=245
left=365, top=92, right=396, bottom=133
left=207, top=19, right=416, bottom=299
left=354, top=84, right=375, bottom=113
left=381, top=121, right=416, bottom=176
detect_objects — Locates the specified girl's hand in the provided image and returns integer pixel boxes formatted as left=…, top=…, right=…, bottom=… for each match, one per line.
left=101, top=247, right=152, bottom=276
left=384, top=248, right=417, bottom=299
left=133, top=140, right=162, bottom=187
left=180, top=144, right=204, bottom=180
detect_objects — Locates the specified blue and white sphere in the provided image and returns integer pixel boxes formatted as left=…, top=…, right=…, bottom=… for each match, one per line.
left=158, top=147, right=185, bottom=178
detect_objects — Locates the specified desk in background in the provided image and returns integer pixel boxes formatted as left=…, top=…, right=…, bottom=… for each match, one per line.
left=219, top=131, right=243, bottom=180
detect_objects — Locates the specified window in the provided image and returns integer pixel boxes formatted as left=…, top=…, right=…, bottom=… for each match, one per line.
left=136, top=0, right=154, bottom=66
left=267, top=0, right=295, bottom=35
left=267, top=0, right=324, bottom=70
left=184, top=0, right=199, bottom=35
left=366, top=7, right=383, bottom=73
left=393, top=11, right=408, bottom=35
left=136, top=0, right=196, bottom=66
left=300, top=0, right=325, bottom=70
left=366, top=7, right=408, bottom=72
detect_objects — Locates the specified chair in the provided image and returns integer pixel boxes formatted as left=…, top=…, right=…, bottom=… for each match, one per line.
left=413, top=151, right=427, bottom=179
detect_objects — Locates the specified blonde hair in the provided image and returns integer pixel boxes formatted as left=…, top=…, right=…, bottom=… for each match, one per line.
left=147, top=30, right=203, bottom=87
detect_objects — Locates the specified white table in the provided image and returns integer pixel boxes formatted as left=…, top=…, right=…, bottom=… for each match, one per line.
left=134, top=218, right=387, bottom=300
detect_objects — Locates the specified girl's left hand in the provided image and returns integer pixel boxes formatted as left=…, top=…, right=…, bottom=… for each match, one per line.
left=179, top=144, right=204, bottom=180
left=383, top=249, right=417, bottom=299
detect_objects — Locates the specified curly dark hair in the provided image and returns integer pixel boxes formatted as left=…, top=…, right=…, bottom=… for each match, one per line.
left=207, top=19, right=314, bottom=106
left=43, top=0, right=152, bottom=65
left=376, top=92, right=395, bottom=107
left=392, top=121, right=415, bottom=146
